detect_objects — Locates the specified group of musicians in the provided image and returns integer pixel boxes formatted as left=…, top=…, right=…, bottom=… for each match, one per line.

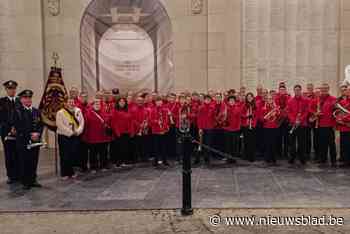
left=2, top=79, right=350, bottom=189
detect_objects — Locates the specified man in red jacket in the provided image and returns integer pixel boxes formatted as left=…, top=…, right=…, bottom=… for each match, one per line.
left=164, top=93, right=178, bottom=160
left=303, top=83, right=316, bottom=160
left=335, top=86, right=350, bottom=167
left=256, top=88, right=268, bottom=157
left=150, top=96, right=170, bottom=167
left=261, top=94, right=281, bottom=165
left=84, top=99, right=111, bottom=172
left=287, top=85, right=309, bottom=165
left=77, top=91, right=91, bottom=172
left=196, top=95, right=216, bottom=165
left=309, top=83, right=337, bottom=166
left=223, top=95, right=242, bottom=163
left=274, top=82, right=291, bottom=159
left=129, top=94, right=150, bottom=162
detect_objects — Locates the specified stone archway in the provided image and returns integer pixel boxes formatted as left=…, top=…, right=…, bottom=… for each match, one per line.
left=80, top=0, right=173, bottom=93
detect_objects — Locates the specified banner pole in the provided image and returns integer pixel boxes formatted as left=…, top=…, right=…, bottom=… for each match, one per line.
left=55, top=133, right=58, bottom=176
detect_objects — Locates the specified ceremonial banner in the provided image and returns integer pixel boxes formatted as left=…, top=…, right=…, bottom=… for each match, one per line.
left=39, top=67, right=68, bottom=131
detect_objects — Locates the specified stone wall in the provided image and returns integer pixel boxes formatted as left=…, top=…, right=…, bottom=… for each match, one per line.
left=241, top=0, right=340, bottom=94
left=0, top=0, right=44, bottom=104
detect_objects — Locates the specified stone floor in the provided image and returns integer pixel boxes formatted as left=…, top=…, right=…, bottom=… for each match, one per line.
left=1, top=149, right=350, bottom=212
left=1, top=209, right=350, bottom=234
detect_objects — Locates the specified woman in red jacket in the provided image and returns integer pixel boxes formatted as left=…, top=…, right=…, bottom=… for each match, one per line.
left=223, top=95, right=242, bottom=163
left=260, top=94, right=281, bottom=165
left=241, top=93, right=259, bottom=162
left=149, top=96, right=170, bottom=167
left=111, top=97, right=134, bottom=167
left=84, top=99, right=111, bottom=173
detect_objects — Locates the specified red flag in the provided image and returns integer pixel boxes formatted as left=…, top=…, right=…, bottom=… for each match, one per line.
left=39, top=67, right=68, bottom=131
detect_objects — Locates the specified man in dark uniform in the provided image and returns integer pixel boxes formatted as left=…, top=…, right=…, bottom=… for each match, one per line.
left=14, top=90, right=43, bottom=190
left=0, top=80, right=21, bottom=184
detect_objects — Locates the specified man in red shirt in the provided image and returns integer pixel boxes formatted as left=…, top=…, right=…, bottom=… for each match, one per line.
left=309, top=83, right=337, bottom=166
left=335, top=85, right=350, bottom=167
left=255, top=85, right=264, bottom=103
left=303, top=83, right=316, bottom=160
left=256, top=88, right=268, bottom=157
left=77, top=91, right=91, bottom=172
left=261, top=94, right=281, bottom=165
left=196, top=95, right=216, bottom=165
left=287, top=85, right=309, bottom=165
left=274, top=82, right=291, bottom=159
left=336, top=84, right=350, bottom=163
left=223, top=95, right=242, bottom=163
left=164, top=93, right=178, bottom=161
left=129, top=94, right=150, bottom=162
left=150, top=96, right=170, bottom=167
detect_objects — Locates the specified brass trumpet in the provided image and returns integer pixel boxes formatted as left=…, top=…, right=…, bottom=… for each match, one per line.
left=310, top=99, right=321, bottom=128
left=289, top=113, right=301, bottom=135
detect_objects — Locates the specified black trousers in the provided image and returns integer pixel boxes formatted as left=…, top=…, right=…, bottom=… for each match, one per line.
left=166, top=125, right=177, bottom=159
left=79, top=141, right=89, bottom=171
left=212, top=128, right=225, bottom=159
left=263, top=128, right=279, bottom=163
left=277, top=121, right=289, bottom=158
left=58, top=135, right=78, bottom=177
left=153, top=134, right=167, bottom=162
left=340, top=132, right=350, bottom=164
left=196, top=129, right=214, bottom=163
left=317, top=127, right=337, bottom=164
left=144, top=134, right=154, bottom=159
left=224, top=130, right=240, bottom=157
left=306, top=127, right=319, bottom=160
left=256, top=125, right=264, bottom=157
left=289, top=126, right=307, bottom=164
left=1, top=138, right=20, bottom=181
left=89, top=142, right=108, bottom=170
left=17, top=144, right=40, bottom=186
left=242, top=127, right=257, bottom=162
left=112, top=134, right=131, bottom=165
left=133, top=135, right=147, bottom=162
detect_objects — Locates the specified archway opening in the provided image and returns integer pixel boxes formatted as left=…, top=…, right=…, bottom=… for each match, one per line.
left=80, top=0, right=173, bottom=94
left=98, top=24, right=155, bottom=92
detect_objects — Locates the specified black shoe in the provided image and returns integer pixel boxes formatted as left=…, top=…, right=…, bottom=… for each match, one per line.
left=227, top=159, right=236, bottom=164
left=6, top=179, right=17, bottom=185
left=163, top=161, right=170, bottom=166
left=31, top=182, right=42, bottom=188
left=23, top=185, right=31, bottom=190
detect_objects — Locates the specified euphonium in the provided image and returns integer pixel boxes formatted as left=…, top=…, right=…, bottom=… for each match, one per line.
left=333, top=103, right=350, bottom=127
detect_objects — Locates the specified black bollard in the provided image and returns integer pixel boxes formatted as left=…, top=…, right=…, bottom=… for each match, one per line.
left=181, top=133, right=193, bottom=216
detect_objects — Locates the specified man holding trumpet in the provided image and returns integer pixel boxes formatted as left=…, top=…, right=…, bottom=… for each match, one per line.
left=309, top=83, right=337, bottom=167
left=334, top=85, right=350, bottom=167
left=287, top=85, right=309, bottom=165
